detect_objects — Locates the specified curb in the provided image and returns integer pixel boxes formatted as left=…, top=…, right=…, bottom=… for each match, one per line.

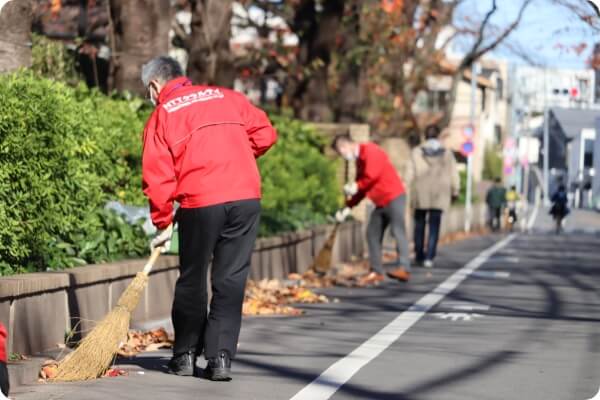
left=7, top=356, right=45, bottom=390
left=7, top=349, right=65, bottom=391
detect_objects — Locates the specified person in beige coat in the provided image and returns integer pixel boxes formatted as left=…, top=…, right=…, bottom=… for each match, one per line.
left=407, top=124, right=460, bottom=268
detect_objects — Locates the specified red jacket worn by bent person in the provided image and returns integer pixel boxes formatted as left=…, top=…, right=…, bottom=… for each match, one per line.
left=142, top=77, right=278, bottom=229
left=347, top=142, right=405, bottom=208
left=0, top=323, right=7, bottom=363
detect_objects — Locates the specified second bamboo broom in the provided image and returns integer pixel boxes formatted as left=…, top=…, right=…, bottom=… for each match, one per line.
left=53, top=246, right=163, bottom=381
left=311, top=159, right=351, bottom=274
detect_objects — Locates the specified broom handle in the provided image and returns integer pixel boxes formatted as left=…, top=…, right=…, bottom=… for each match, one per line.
left=142, top=248, right=162, bottom=276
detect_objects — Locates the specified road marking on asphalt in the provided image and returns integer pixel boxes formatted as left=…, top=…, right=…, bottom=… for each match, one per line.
left=439, top=301, right=491, bottom=311
left=471, top=270, right=511, bottom=279
left=586, top=385, right=600, bottom=400
left=290, top=234, right=517, bottom=400
left=433, top=312, right=483, bottom=322
left=527, top=192, right=540, bottom=231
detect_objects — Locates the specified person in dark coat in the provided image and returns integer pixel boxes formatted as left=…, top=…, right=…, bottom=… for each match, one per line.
left=486, top=178, right=506, bottom=232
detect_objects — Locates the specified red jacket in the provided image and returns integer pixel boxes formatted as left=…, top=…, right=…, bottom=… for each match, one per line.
left=142, top=77, right=277, bottom=229
left=347, top=142, right=405, bottom=208
left=0, top=323, right=7, bottom=363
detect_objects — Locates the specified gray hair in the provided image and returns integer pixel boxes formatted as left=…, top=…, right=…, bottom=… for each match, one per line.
left=141, top=56, right=184, bottom=87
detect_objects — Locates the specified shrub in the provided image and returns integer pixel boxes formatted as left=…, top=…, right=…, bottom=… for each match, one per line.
left=483, top=146, right=503, bottom=181
left=0, top=71, right=148, bottom=275
left=0, top=71, right=339, bottom=274
left=258, top=116, right=340, bottom=236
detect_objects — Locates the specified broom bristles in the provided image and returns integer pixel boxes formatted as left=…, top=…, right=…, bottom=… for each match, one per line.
left=312, top=224, right=339, bottom=274
left=53, top=272, right=149, bottom=381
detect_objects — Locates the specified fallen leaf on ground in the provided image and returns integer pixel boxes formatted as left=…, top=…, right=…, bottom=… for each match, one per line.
left=39, top=360, right=58, bottom=380
left=118, top=328, right=173, bottom=357
left=243, top=279, right=330, bottom=316
left=104, top=368, right=128, bottom=378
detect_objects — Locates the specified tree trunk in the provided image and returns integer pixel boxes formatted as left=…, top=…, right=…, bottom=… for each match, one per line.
left=187, top=0, right=234, bottom=87
left=289, top=0, right=345, bottom=122
left=109, top=0, right=170, bottom=95
left=336, top=0, right=363, bottom=123
left=0, top=0, right=33, bottom=73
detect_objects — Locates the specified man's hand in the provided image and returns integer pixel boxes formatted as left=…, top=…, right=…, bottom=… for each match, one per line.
left=150, top=224, right=173, bottom=253
left=343, top=182, right=358, bottom=197
left=335, top=207, right=351, bottom=223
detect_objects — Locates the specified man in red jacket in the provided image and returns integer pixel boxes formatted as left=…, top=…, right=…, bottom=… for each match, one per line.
left=0, top=323, right=8, bottom=398
left=141, top=57, right=277, bottom=381
left=332, top=134, right=411, bottom=283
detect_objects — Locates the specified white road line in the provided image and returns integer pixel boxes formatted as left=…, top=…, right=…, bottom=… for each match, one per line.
left=527, top=193, right=540, bottom=231
left=290, top=234, right=517, bottom=400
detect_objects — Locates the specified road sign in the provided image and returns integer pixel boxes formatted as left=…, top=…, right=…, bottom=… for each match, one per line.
left=463, top=124, right=475, bottom=139
left=460, top=140, right=474, bottom=157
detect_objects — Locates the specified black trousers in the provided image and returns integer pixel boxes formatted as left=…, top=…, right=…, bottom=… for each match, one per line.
left=172, top=199, right=260, bottom=359
left=489, top=207, right=502, bottom=231
left=414, top=209, right=443, bottom=262
left=0, top=361, right=8, bottom=397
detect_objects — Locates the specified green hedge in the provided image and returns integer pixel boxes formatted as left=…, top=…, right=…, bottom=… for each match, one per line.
left=0, top=72, right=149, bottom=275
left=259, top=116, right=339, bottom=236
left=0, top=72, right=339, bottom=275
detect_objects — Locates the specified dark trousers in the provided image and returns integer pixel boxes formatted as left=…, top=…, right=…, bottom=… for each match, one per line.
left=414, top=209, right=443, bottom=262
left=0, top=361, right=8, bottom=397
left=489, top=207, right=502, bottom=231
left=172, top=199, right=260, bottom=359
left=367, top=195, right=411, bottom=273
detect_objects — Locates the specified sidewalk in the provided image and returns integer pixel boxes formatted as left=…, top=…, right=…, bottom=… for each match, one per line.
left=532, top=207, right=600, bottom=234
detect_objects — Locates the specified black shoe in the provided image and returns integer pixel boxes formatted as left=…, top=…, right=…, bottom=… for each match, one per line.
left=204, top=350, right=231, bottom=381
left=167, top=351, right=195, bottom=376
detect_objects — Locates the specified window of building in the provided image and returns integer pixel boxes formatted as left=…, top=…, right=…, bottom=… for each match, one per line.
left=480, top=88, right=486, bottom=112
left=425, top=90, right=449, bottom=112
left=496, top=77, right=504, bottom=100
left=494, top=125, right=502, bottom=144
left=584, top=139, right=594, bottom=168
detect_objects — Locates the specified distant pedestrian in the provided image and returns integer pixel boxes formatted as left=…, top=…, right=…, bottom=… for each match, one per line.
left=332, top=134, right=411, bottom=283
left=486, top=178, right=506, bottom=232
left=0, top=323, right=8, bottom=399
left=407, top=124, right=459, bottom=268
left=506, top=185, right=519, bottom=228
left=141, top=57, right=277, bottom=381
left=550, top=184, right=569, bottom=234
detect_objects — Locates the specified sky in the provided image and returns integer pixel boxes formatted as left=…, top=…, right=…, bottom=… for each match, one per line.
left=457, top=0, right=598, bottom=69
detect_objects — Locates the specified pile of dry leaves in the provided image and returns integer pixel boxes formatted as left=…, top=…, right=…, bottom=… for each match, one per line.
left=243, top=279, right=332, bottom=316
left=117, top=327, right=173, bottom=357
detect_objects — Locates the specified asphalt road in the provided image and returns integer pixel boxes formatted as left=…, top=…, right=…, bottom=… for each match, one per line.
left=12, top=230, right=600, bottom=400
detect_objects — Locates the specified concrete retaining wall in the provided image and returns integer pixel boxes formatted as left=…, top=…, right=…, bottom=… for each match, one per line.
left=0, top=202, right=487, bottom=357
left=0, top=221, right=364, bottom=356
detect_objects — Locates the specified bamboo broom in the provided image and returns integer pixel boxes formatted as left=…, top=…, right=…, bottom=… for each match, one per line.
left=53, top=247, right=163, bottom=381
left=312, top=159, right=351, bottom=274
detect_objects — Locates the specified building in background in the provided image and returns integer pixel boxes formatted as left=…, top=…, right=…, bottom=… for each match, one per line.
left=413, top=58, right=510, bottom=183
left=508, top=64, right=599, bottom=207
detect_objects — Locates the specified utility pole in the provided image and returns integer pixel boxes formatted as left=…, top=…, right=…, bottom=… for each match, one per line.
left=465, top=62, right=477, bottom=233
left=543, top=107, right=550, bottom=206
left=543, top=69, right=551, bottom=206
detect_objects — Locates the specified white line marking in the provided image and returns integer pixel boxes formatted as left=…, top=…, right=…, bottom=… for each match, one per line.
left=471, top=270, right=511, bottom=279
left=586, top=385, right=600, bottom=400
left=527, top=194, right=540, bottom=231
left=433, top=312, right=483, bottom=322
left=290, top=234, right=517, bottom=400
left=440, top=301, right=491, bottom=311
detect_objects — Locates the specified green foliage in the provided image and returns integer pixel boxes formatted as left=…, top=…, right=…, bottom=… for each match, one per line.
left=456, top=170, right=479, bottom=205
left=258, top=116, right=339, bottom=236
left=0, top=71, right=149, bottom=275
left=31, top=34, right=80, bottom=85
left=0, top=71, right=339, bottom=274
left=483, top=146, right=503, bottom=181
